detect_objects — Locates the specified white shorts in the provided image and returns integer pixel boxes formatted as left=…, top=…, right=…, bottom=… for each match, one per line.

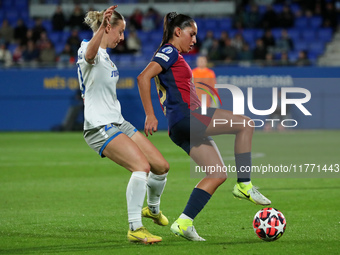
left=83, top=120, right=137, bottom=157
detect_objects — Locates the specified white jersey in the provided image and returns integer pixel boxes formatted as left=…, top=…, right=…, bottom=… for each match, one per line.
left=77, top=40, right=124, bottom=130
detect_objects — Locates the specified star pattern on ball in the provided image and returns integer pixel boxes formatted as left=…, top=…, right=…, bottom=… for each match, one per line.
left=253, top=207, right=286, bottom=241
left=258, top=217, right=273, bottom=232
left=268, top=208, right=285, bottom=232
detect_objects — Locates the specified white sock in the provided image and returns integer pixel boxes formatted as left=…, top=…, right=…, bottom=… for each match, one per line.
left=240, top=181, right=251, bottom=185
left=147, top=172, right=168, bottom=214
left=126, top=171, right=147, bottom=231
left=179, top=213, right=193, bottom=221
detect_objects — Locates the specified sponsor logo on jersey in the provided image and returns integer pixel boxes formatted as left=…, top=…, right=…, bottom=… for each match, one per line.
left=162, top=46, right=173, bottom=54
left=105, top=57, right=115, bottom=68
left=112, top=70, right=119, bottom=77
left=155, top=53, right=170, bottom=62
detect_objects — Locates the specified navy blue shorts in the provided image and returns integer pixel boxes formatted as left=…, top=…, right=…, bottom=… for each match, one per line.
left=169, top=107, right=216, bottom=155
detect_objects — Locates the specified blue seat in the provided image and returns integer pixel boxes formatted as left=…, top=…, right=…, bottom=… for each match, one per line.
left=26, top=19, right=35, bottom=29
left=287, top=28, right=300, bottom=41
left=274, top=52, right=282, bottom=60
left=245, top=4, right=264, bottom=13
left=248, top=40, right=256, bottom=49
left=317, top=28, right=333, bottom=42
left=271, top=29, right=282, bottom=39
left=5, top=9, right=19, bottom=25
left=14, top=0, right=28, bottom=8
left=149, top=31, right=162, bottom=43
left=134, top=55, right=150, bottom=66
left=42, top=19, right=53, bottom=33
left=19, top=10, right=29, bottom=23
left=204, top=19, right=219, bottom=31
left=196, top=28, right=207, bottom=42
left=273, top=4, right=283, bottom=13
left=2, top=0, right=14, bottom=8
left=49, top=31, right=62, bottom=45
left=218, top=18, right=232, bottom=30
left=309, top=16, right=322, bottom=28
left=182, top=54, right=197, bottom=67
left=136, top=31, right=150, bottom=45
left=212, top=29, right=222, bottom=39
left=290, top=4, right=301, bottom=14
left=258, top=5, right=267, bottom=15
left=242, top=29, right=255, bottom=43
left=294, top=41, right=308, bottom=51
left=61, top=31, right=71, bottom=43
left=8, top=43, right=17, bottom=54
left=204, top=26, right=222, bottom=37
left=194, top=18, right=204, bottom=30
left=254, top=29, right=264, bottom=39
left=295, top=17, right=308, bottom=28
left=307, top=51, right=318, bottom=63
left=109, top=53, right=119, bottom=64
left=55, top=43, right=65, bottom=54
left=118, top=54, right=134, bottom=67
left=228, top=29, right=237, bottom=38
left=308, top=41, right=325, bottom=55
left=182, top=54, right=196, bottom=61
left=142, top=44, right=156, bottom=56
left=288, top=51, right=299, bottom=61
left=78, top=31, right=92, bottom=40
left=301, top=30, right=316, bottom=41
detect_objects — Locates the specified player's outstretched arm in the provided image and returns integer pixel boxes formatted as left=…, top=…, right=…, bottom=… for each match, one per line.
left=137, top=62, right=163, bottom=136
left=85, top=5, right=117, bottom=64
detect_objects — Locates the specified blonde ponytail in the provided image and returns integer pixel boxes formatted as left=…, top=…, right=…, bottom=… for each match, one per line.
left=84, top=9, right=125, bottom=32
left=84, top=10, right=104, bottom=32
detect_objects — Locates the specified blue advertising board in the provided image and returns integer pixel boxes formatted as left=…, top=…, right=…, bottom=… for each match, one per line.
left=0, top=67, right=339, bottom=131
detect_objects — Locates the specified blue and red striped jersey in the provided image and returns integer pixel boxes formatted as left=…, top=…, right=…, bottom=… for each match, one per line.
left=152, top=43, right=201, bottom=129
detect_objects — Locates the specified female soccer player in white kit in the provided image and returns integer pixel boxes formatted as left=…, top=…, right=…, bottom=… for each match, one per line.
left=76, top=5, right=169, bottom=244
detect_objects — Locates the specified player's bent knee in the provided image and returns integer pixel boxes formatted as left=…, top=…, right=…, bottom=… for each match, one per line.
left=151, top=159, right=170, bottom=175
left=205, top=175, right=227, bottom=188
left=244, top=116, right=255, bottom=133
left=217, top=176, right=227, bottom=185
left=163, top=160, right=170, bottom=173
left=213, top=174, right=227, bottom=185
left=132, top=161, right=150, bottom=174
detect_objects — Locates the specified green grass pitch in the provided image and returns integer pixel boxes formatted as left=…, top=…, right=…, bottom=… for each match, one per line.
left=0, top=131, right=339, bottom=254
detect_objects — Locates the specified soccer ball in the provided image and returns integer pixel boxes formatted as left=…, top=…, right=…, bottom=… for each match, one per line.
left=253, top=207, right=286, bottom=241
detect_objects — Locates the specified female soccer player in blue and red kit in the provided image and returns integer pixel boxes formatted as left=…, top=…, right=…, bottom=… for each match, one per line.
left=137, top=12, right=271, bottom=241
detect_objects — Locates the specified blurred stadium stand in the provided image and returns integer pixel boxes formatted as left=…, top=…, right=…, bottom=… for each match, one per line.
left=1, top=0, right=340, bottom=132
left=0, top=0, right=339, bottom=67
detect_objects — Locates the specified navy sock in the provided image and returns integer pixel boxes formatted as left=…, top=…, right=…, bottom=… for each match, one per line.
left=235, top=152, right=251, bottom=182
left=182, top=188, right=212, bottom=220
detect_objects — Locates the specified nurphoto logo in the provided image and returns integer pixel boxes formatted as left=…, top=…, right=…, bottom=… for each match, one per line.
left=199, top=83, right=312, bottom=128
